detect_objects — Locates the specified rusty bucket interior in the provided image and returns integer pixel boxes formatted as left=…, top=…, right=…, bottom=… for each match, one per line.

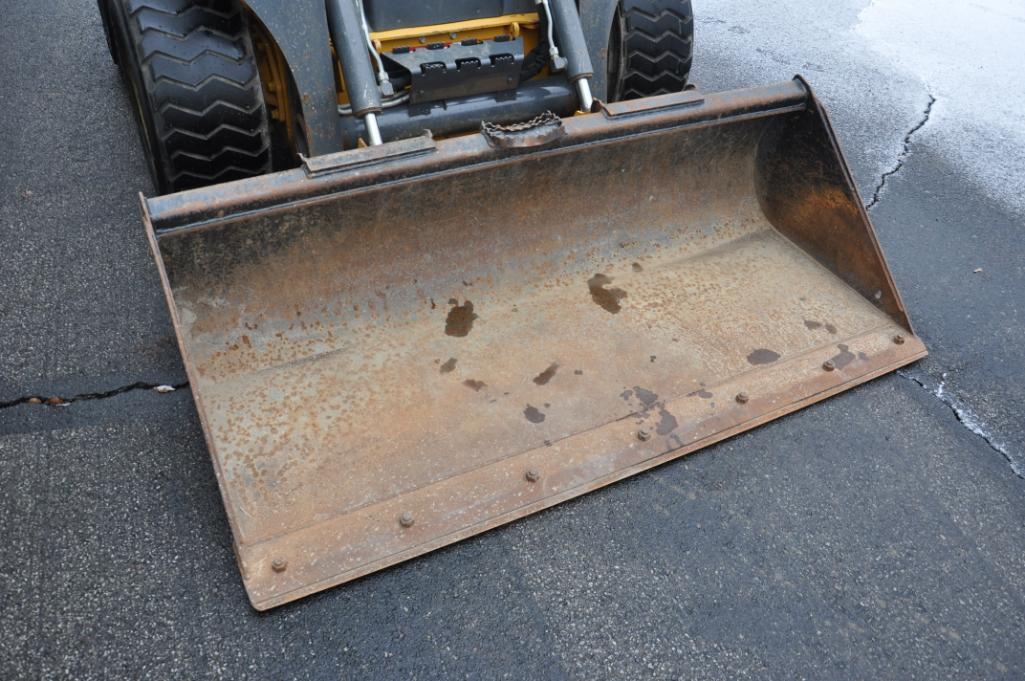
left=145, top=79, right=926, bottom=609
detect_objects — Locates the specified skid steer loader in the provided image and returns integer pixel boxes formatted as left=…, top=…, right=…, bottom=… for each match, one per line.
left=99, top=0, right=925, bottom=610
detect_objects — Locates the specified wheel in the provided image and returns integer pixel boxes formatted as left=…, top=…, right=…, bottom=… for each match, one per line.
left=608, top=0, right=694, bottom=101
left=101, top=0, right=272, bottom=193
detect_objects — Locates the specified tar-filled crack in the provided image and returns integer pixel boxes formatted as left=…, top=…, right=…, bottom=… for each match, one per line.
left=898, top=369, right=1023, bottom=480
left=866, top=94, right=936, bottom=210
left=0, top=381, right=190, bottom=410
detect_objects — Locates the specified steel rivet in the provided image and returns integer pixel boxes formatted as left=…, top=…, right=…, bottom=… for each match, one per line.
left=637, top=430, right=651, bottom=441
left=525, top=469, right=541, bottom=483
left=399, top=511, right=415, bottom=528
left=735, top=392, right=749, bottom=404
left=822, top=360, right=836, bottom=372
left=893, top=334, right=906, bottom=345
left=271, top=557, right=288, bottom=573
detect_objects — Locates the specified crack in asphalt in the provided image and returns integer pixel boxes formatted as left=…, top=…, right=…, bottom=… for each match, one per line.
left=866, top=94, right=937, bottom=210
left=866, top=94, right=1022, bottom=477
left=0, top=381, right=190, bottom=410
left=898, top=369, right=1023, bottom=480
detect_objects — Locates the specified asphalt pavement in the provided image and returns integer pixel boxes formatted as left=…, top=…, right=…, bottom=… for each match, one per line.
left=2, top=1, right=1024, bottom=679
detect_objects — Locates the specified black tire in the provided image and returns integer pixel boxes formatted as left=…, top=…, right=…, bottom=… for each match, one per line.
left=102, top=0, right=272, bottom=193
left=609, top=0, right=694, bottom=101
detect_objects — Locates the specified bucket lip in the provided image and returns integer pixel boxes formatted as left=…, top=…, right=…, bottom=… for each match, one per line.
left=143, top=79, right=811, bottom=238
left=239, top=326, right=925, bottom=611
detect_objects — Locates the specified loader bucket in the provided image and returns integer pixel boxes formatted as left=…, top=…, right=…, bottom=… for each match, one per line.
left=145, top=79, right=925, bottom=610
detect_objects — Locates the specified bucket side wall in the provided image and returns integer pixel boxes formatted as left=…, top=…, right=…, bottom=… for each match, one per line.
left=755, top=99, right=912, bottom=330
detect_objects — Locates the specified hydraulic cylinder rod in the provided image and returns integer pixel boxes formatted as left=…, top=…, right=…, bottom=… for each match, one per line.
left=326, top=0, right=384, bottom=144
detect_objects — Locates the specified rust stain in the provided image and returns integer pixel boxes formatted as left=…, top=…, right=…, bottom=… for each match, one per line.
left=747, top=348, right=781, bottom=365
left=440, top=358, right=457, bottom=374
left=533, top=363, right=559, bottom=385
left=804, top=319, right=837, bottom=334
left=445, top=300, right=477, bottom=337
left=587, top=273, right=627, bottom=314
left=633, top=386, right=658, bottom=408
left=656, top=407, right=679, bottom=435
left=523, top=405, right=546, bottom=423
left=830, top=343, right=857, bottom=369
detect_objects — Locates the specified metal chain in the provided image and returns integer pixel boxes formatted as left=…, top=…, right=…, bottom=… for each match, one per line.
left=481, top=111, right=561, bottom=136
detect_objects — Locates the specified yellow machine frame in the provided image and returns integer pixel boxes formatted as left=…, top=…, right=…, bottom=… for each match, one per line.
left=250, top=12, right=541, bottom=153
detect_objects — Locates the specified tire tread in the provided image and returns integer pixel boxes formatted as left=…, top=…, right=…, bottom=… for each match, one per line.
left=619, top=0, right=694, bottom=99
left=114, top=0, right=270, bottom=192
